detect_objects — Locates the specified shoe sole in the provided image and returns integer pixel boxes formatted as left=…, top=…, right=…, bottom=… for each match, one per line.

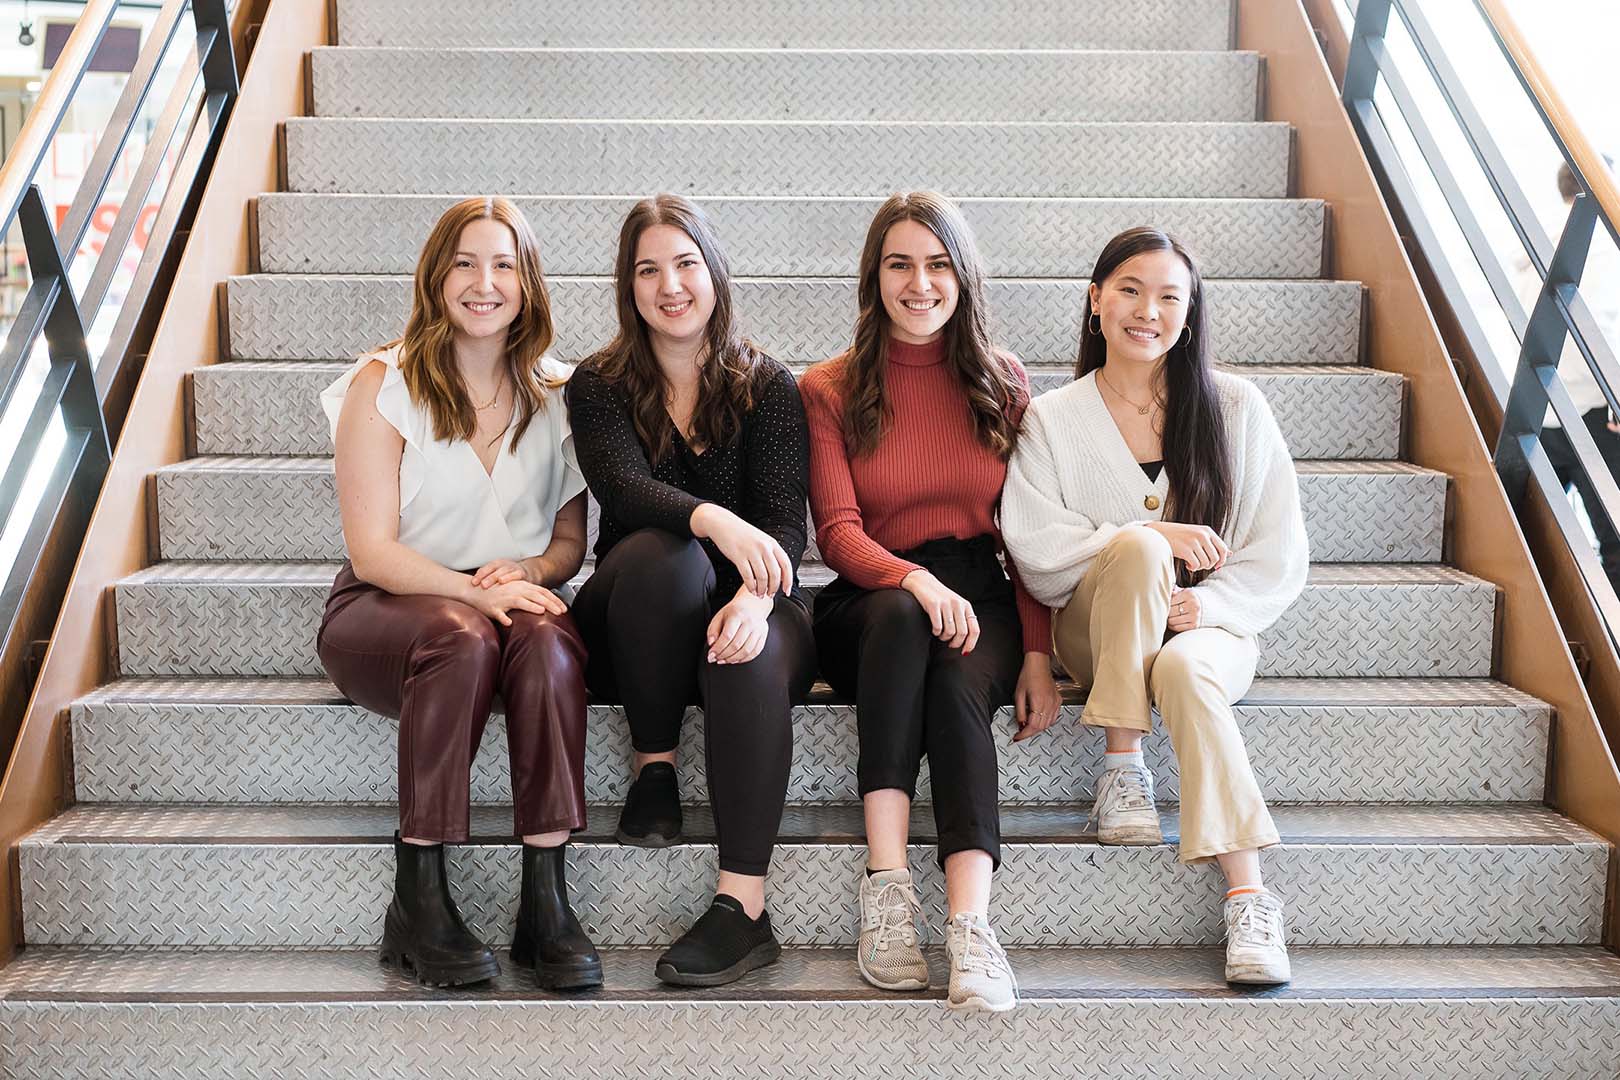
left=532, top=958, right=605, bottom=991
left=380, top=947, right=501, bottom=988
left=1096, top=823, right=1164, bottom=845
left=947, top=993, right=1017, bottom=1013
left=615, top=826, right=681, bottom=848
left=856, top=952, right=929, bottom=992
left=654, top=940, right=782, bottom=987
left=1226, top=964, right=1292, bottom=987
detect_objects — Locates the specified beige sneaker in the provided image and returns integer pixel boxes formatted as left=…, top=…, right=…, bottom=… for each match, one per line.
left=1088, top=762, right=1164, bottom=845
left=944, top=912, right=1017, bottom=1013
left=1224, top=890, right=1292, bottom=986
left=857, top=868, right=929, bottom=991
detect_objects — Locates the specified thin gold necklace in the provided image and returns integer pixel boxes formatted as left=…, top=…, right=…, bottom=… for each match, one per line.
left=1100, top=368, right=1156, bottom=416
left=473, top=376, right=508, bottom=411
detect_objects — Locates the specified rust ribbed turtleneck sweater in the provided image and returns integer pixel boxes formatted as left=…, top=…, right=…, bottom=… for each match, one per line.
left=800, top=336, right=1052, bottom=652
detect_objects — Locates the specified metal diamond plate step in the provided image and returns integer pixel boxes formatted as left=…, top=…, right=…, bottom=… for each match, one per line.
left=336, top=0, right=1238, bottom=51
left=17, top=804, right=1607, bottom=948
left=153, top=457, right=1443, bottom=564
left=111, top=562, right=1498, bottom=679
left=226, top=275, right=1361, bottom=367
left=311, top=48, right=1262, bottom=124
left=70, top=675, right=1550, bottom=806
left=10, top=947, right=1617, bottom=1080
left=256, top=194, right=1329, bottom=279
left=195, top=362, right=1400, bottom=460
left=284, top=118, right=1293, bottom=199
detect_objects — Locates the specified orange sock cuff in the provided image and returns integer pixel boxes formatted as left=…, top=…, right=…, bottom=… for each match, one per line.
left=1225, top=885, right=1265, bottom=900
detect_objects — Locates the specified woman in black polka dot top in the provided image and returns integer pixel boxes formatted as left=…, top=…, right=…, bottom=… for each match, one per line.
left=564, top=194, right=815, bottom=989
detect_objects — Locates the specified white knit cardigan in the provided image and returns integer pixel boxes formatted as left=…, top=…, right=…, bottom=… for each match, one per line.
left=1001, top=370, right=1309, bottom=638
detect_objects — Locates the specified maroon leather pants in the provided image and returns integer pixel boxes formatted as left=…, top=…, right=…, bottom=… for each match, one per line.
left=317, top=564, right=588, bottom=842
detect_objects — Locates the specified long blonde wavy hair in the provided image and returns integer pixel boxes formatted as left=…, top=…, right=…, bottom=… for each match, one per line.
left=392, top=196, right=564, bottom=445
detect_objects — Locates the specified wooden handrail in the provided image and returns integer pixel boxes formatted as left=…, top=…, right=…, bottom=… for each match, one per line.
left=0, top=0, right=118, bottom=230
left=1476, top=0, right=1620, bottom=235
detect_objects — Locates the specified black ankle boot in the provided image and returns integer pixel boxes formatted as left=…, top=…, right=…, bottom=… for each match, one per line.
left=511, top=843, right=604, bottom=990
left=379, top=833, right=501, bottom=987
left=616, top=761, right=682, bottom=847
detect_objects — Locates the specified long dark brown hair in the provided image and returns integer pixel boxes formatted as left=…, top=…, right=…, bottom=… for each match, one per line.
left=839, top=191, right=1026, bottom=458
left=582, top=194, right=766, bottom=464
left=393, top=196, right=563, bottom=444
left=1078, top=227, right=1232, bottom=571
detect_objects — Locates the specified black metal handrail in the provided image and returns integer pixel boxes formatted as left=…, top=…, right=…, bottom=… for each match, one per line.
left=0, top=1, right=238, bottom=672
left=1343, top=0, right=1620, bottom=633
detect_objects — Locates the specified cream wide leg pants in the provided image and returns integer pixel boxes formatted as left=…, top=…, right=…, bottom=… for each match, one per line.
left=1052, top=525, right=1280, bottom=862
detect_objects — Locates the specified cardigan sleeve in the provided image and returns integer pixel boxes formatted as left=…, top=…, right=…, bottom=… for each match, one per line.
left=740, top=360, right=810, bottom=572
left=563, top=365, right=704, bottom=537
left=1000, top=397, right=1126, bottom=607
left=1187, top=381, right=1310, bottom=637
left=800, top=362, right=925, bottom=589
left=997, top=359, right=1053, bottom=652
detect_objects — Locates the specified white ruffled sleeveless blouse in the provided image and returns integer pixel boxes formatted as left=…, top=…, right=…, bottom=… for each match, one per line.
left=320, top=345, right=588, bottom=571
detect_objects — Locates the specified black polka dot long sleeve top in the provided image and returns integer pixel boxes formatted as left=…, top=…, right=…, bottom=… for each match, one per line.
left=564, top=358, right=811, bottom=598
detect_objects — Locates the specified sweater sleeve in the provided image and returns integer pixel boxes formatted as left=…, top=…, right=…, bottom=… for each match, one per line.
left=563, top=366, right=704, bottom=537
left=996, top=358, right=1052, bottom=652
left=740, top=361, right=810, bottom=572
left=1188, top=382, right=1310, bottom=637
left=801, top=363, right=923, bottom=589
left=1000, top=398, right=1126, bottom=607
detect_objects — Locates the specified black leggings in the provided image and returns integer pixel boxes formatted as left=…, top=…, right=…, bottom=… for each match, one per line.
left=813, top=535, right=1023, bottom=868
left=571, top=528, right=817, bottom=876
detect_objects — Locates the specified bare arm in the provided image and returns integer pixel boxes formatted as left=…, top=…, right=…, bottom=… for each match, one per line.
left=521, top=491, right=588, bottom=588
left=334, top=359, right=481, bottom=602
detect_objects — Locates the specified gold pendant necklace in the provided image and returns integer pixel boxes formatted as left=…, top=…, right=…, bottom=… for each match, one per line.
left=1101, top=369, right=1154, bottom=416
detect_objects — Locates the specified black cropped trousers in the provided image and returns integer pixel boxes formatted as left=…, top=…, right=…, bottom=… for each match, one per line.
left=813, top=535, right=1022, bottom=868
left=571, top=528, right=817, bottom=876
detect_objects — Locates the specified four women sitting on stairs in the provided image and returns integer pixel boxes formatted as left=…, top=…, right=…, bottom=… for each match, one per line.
left=320, top=192, right=1306, bottom=1007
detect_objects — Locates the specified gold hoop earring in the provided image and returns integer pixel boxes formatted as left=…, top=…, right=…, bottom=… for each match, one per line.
left=1088, top=313, right=1102, bottom=336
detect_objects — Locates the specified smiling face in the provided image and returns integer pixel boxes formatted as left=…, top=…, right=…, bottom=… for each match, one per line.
left=877, top=218, right=960, bottom=346
left=1089, top=248, right=1194, bottom=370
left=631, top=223, right=717, bottom=351
left=441, top=217, right=523, bottom=341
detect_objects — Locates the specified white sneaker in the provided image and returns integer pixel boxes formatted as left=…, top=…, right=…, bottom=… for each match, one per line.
left=944, top=912, right=1017, bottom=1013
left=857, top=868, right=929, bottom=991
left=1224, top=890, right=1292, bottom=985
left=1088, top=763, right=1164, bottom=845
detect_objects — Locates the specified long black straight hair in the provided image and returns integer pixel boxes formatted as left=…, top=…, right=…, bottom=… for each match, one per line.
left=1077, top=227, right=1232, bottom=577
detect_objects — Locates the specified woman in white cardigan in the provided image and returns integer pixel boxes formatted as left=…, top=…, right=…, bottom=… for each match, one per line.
left=1001, top=227, right=1308, bottom=986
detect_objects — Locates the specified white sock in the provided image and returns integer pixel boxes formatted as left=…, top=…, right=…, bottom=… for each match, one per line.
left=1104, top=749, right=1146, bottom=770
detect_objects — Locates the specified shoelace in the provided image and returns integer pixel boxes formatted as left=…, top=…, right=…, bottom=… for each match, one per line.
left=867, top=880, right=920, bottom=950
left=949, top=917, right=1014, bottom=982
left=1086, top=764, right=1156, bottom=831
left=1228, top=893, right=1285, bottom=947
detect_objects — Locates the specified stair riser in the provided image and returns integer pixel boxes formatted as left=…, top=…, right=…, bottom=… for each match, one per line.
left=337, top=0, right=1237, bottom=50
left=313, top=49, right=1262, bottom=124
left=153, top=467, right=1444, bottom=564
left=257, top=194, right=1328, bottom=279
left=18, top=840, right=1605, bottom=947
left=227, top=276, right=1362, bottom=367
left=285, top=119, right=1293, bottom=199
left=112, top=576, right=1495, bottom=678
left=194, top=363, right=1401, bottom=460
left=70, top=699, right=1550, bottom=805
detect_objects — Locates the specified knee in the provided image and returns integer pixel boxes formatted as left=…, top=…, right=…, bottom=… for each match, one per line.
left=505, top=611, right=586, bottom=672
left=410, top=603, right=501, bottom=673
left=1100, top=525, right=1175, bottom=578
left=862, top=589, right=933, bottom=649
left=1149, top=645, right=1224, bottom=706
left=925, top=657, right=995, bottom=716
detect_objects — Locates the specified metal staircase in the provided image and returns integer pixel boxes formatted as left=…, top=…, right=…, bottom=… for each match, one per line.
left=2, top=1, right=1618, bottom=1075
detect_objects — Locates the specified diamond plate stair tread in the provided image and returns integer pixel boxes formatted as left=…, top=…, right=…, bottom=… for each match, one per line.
left=153, top=457, right=1445, bottom=564
left=111, top=562, right=1499, bottom=678
left=17, top=804, right=1607, bottom=948
left=194, top=362, right=1400, bottom=460
left=284, top=118, right=1294, bottom=199
left=336, top=0, right=1238, bottom=51
left=69, top=672, right=1551, bottom=805
left=227, top=274, right=1362, bottom=367
left=256, top=194, right=1329, bottom=279
left=6, top=945, right=1620, bottom=1000
left=313, top=48, right=1262, bottom=124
